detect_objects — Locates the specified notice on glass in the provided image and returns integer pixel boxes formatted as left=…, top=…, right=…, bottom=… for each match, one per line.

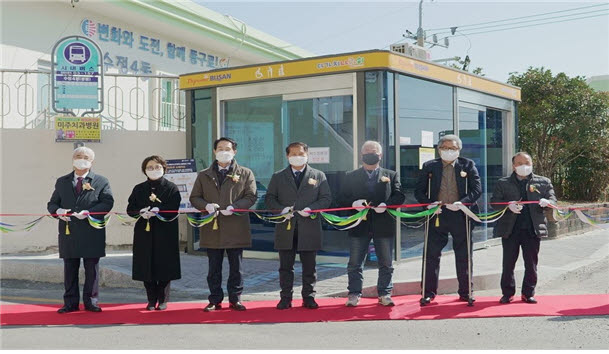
left=421, top=130, right=434, bottom=148
left=308, top=147, right=330, bottom=164
left=419, top=147, right=435, bottom=169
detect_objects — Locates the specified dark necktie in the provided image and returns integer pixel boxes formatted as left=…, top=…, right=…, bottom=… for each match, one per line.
left=218, top=169, right=228, bottom=184
left=76, top=177, right=83, bottom=194
left=294, top=171, right=302, bottom=187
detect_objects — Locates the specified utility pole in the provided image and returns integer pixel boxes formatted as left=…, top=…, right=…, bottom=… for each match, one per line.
left=404, top=0, right=448, bottom=49
left=417, top=0, right=424, bottom=47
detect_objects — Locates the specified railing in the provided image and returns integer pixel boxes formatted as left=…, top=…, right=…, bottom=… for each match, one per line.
left=0, top=69, right=186, bottom=131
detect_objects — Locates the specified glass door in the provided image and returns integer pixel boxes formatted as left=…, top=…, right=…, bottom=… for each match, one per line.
left=459, top=103, right=506, bottom=241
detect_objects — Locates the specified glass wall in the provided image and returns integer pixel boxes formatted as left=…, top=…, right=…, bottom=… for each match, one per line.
left=397, top=74, right=454, bottom=258
left=191, top=88, right=213, bottom=248
left=221, top=94, right=354, bottom=256
left=364, top=71, right=396, bottom=170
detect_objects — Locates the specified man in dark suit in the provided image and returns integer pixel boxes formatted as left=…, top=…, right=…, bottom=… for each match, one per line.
left=491, top=152, right=557, bottom=304
left=415, top=134, right=482, bottom=305
left=339, top=140, right=405, bottom=307
left=47, top=147, right=114, bottom=313
left=265, top=142, right=332, bottom=310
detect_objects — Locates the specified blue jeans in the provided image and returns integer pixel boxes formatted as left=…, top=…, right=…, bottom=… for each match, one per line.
left=347, top=234, right=394, bottom=296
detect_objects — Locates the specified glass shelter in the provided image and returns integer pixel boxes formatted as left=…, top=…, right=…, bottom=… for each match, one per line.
left=180, top=50, right=521, bottom=262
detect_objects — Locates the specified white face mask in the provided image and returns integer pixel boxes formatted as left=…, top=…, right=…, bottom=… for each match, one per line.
left=515, top=164, right=533, bottom=177
left=73, top=159, right=92, bottom=170
left=215, top=151, right=234, bottom=164
left=440, top=149, right=459, bottom=162
left=146, top=169, right=164, bottom=180
left=288, top=155, right=308, bottom=167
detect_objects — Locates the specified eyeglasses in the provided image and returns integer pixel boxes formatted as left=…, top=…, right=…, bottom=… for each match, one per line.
left=146, top=166, right=163, bottom=171
left=439, top=147, right=460, bottom=151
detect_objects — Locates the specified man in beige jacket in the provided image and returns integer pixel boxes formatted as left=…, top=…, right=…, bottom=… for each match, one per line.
left=190, top=137, right=257, bottom=311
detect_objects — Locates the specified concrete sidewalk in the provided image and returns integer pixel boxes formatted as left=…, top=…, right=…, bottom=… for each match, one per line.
left=1, top=228, right=607, bottom=301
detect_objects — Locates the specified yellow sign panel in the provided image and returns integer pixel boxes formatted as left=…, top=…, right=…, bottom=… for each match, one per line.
left=180, top=52, right=389, bottom=90
left=55, top=116, right=101, bottom=142
left=180, top=51, right=521, bottom=101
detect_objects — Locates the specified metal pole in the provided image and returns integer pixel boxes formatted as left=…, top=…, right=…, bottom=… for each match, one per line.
left=465, top=181, right=474, bottom=306
left=417, top=0, right=424, bottom=47
left=420, top=173, right=432, bottom=306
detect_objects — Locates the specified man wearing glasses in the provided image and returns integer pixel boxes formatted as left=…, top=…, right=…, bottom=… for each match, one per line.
left=415, top=135, right=482, bottom=305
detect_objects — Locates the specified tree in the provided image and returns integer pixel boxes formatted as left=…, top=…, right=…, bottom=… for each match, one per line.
left=508, top=68, right=609, bottom=201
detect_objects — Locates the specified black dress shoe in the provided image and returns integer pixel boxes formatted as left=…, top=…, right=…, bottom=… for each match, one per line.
left=203, top=303, right=222, bottom=312
left=420, top=296, right=435, bottom=305
left=229, top=301, right=247, bottom=311
left=499, top=295, right=513, bottom=304
left=276, top=298, right=292, bottom=310
left=459, top=295, right=475, bottom=303
left=302, top=298, right=319, bottom=309
left=84, top=304, right=102, bottom=312
left=57, top=305, right=79, bottom=314
left=521, top=295, right=538, bottom=304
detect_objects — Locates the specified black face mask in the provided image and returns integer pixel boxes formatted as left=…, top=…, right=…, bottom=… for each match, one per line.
left=362, top=153, right=380, bottom=165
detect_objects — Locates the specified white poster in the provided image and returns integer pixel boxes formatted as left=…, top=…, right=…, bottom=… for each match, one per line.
left=421, top=130, right=434, bottom=148
left=419, top=147, right=436, bottom=169
left=308, top=147, right=330, bottom=164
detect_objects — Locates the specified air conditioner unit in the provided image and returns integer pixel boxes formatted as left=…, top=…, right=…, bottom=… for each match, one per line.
left=390, top=43, right=408, bottom=54
left=390, top=43, right=431, bottom=61
left=409, top=45, right=431, bottom=61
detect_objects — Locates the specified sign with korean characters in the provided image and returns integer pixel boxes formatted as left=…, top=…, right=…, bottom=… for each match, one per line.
left=52, top=36, right=104, bottom=113
left=54, top=116, right=101, bottom=143
left=164, top=159, right=198, bottom=211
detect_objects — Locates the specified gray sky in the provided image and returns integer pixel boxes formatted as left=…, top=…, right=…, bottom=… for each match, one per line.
left=198, top=0, right=609, bottom=82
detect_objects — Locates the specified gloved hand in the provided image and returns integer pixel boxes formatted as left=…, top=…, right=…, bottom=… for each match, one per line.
left=508, top=201, right=523, bottom=214
left=352, top=199, right=367, bottom=212
left=205, top=203, right=220, bottom=214
left=220, top=205, right=235, bottom=216
left=140, top=206, right=154, bottom=220
left=298, top=207, right=312, bottom=217
left=281, top=206, right=294, bottom=220
left=446, top=201, right=462, bottom=211
left=539, top=198, right=551, bottom=208
left=373, top=203, right=387, bottom=213
left=73, top=210, right=89, bottom=220
left=57, top=208, right=71, bottom=222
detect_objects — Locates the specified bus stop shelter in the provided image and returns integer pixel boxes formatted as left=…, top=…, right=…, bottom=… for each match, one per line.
left=180, top=50, right=521, bottom=262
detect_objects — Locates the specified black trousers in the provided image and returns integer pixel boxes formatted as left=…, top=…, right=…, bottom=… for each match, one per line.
left=63, top=257, right=99, bottom=308
left=206, top=248, right=243, bottom=304
left=501, top=228, right=540, bottom=297
left=423, top=209, right=473, bottom=298
left=278, top=229, right=317, bottom=300
left=143, top=281, right=171, bottom=305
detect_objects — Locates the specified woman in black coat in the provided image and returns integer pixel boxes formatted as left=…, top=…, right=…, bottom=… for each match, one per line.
left=127, top=155, right=182, bottom=311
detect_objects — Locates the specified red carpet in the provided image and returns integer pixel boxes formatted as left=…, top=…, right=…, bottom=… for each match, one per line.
left=1, top=294, right=608, bottom=326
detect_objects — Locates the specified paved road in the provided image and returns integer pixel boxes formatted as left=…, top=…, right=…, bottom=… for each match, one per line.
left=2, top=255, right=608, bottom=350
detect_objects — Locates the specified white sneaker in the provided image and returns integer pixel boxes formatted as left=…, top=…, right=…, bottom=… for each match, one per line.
left=378, top=295, right=395, bottom=306
left=345, top=294, right=361, bottom=307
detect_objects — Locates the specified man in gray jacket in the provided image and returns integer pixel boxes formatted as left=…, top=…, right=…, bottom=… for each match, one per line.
left=265, top=142, right=332, bottom=310
left=491, top=152, right=557, bottom=304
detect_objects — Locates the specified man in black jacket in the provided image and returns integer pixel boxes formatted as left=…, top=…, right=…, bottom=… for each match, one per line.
left=491, top=152, right=557, bottom=304
left=415, top=134, right=481, bottom=305
left=339, top=141, right=405, bottom=307
left=47, top=147, right=114, bottom=313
